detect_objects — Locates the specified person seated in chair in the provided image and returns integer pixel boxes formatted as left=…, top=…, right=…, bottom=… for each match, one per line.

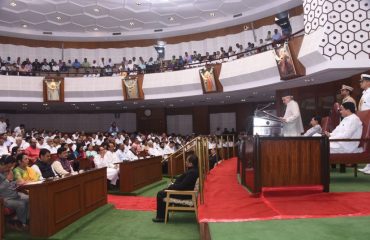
left=0, top=155, right=29, bottom=231
left=324, top=102, right=363, bottom=154
left=51, top=147, right=75, bottom=177
left=31, top=148, right=56, bottom=179
left=303, top=116, right=322, bottom=136
left=153, top=153, right=199, bottom=223
left=209, top=148, right=219, bottom=169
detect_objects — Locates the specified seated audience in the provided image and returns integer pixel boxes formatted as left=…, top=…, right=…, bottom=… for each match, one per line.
left=13, top=153, right=40, bottom=184
left=93, top=146, right=119, bottom=186
left=303, top=116, right=322, bottom=136
left=0, top=155, right=29, bottom=230
left=153, top=154, right=199, bottom=223
left=24, top=138, right=40, bottom=164
left=324, top=102, right=363, bottom=153
left=31, top=148, right=55, bottom=179
left=209, top=148, right=219, bottom=169
left=51, top=147, right=75, bottom=177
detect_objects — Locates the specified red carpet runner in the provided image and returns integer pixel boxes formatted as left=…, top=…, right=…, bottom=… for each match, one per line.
left=198, top=158, right=370, bottom=222
left=108, top=195, right=156, bottom=211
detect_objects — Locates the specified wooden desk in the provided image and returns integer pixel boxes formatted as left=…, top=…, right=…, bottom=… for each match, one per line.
left=23, top=168, right=107, bottom=238
left=240, top=136, right=330, bottom=194
left=117, top=156, right=162, bottom=192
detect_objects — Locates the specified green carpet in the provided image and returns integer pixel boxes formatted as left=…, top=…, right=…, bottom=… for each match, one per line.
left=209, top=216, right=370, bottom=240
left=330, top=166, right=370, bottom=192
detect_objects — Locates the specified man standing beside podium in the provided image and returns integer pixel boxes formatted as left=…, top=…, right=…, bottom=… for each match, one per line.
left=280, top=94, right=304, bottom=136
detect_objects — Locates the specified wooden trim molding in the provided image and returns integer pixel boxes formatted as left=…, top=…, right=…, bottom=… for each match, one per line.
left=0, top=6, right=303, bottom=49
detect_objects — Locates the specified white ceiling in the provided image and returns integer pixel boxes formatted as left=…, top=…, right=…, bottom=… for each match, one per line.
left=0, top=0, right=302, bottom=41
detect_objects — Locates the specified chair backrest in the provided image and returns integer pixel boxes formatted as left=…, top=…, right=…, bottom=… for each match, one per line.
left=321, top=117, right=330, bottom=132
left=357, top=110, right=370, bottom=152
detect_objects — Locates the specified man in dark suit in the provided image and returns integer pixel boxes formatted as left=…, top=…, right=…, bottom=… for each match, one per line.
left=152, top=154, right=199, bottom=223
left=209, top=148, right=219, bottom=169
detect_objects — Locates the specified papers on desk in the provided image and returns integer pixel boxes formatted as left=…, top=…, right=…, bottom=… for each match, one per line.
left=23, top=180, right=44, bottom=185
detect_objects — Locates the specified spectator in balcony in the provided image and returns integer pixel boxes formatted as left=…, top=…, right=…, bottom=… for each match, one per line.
left=272, top=29, right=282, bottom=42
left=127, top=60, right=134, bottom=72
left=58, top=59, right=63, bottom=68
left=138, top=57, right=146, bottom=73
left=258, top=39, right=266, bottom=52
left=184, top=52, right=192, bottom=64
left=15, top=57, right=21, bottom=68
left=81, top=58, right=90, bottom=68
left=106, top=58, right=113, bottom=68
left=60, top=61, right=68, bottom=72
left=100, top=58, right=105, bottom=68
left=41, top=61, right=50, bottom=72
left=65, top=59, right=72, bottom=69
left=51, top=62, right=59, bottom=72
left=72, top=59, right=81, bottom=69
left=104, top=64, right=113, bottom=76
left=5, top=56, right=12, bottom=64
left=21, top=58, right=30, bottom=66
left=132, top=57, right=137, bottom=66
left=18, top=64, right=28, bottom=76
left=146, top=57, right=154, bottom=73
left=32, top=59, right=41, bottom=72
left=49, top=59, right=56, bottom=69
left=178, top=56, right=184, bottom=68
left=91, top=60, right=98, bottom=68
left=24, top=61, right=32, bottom=74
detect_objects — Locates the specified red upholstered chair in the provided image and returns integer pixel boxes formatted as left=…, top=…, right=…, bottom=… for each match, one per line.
left=321, top=116, right=330, bottom=132
left=329, top=110, right=370, bottom=177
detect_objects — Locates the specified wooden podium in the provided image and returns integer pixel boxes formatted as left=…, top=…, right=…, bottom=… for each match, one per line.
left=117, top=156, right=162, bottom=192
left=239, top=136, right=330, bottom=194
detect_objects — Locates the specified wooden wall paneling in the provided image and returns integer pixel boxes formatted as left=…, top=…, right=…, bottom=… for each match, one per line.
left=288, top=35, right=306, bottom=77
left=137, top=108, right=166, bottom=133
left=192, top=106, right=209, bottom=134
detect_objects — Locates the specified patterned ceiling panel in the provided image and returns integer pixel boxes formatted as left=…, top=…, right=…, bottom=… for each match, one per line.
left=0, top=0, right=302, bottom=40
left=304, top=0, right=370, bottom=59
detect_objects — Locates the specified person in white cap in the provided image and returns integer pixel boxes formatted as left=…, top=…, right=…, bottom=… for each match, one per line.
left=358, top=74, right=370, bottom=173
left=340, top=84, right=357, bottom=111
left=358, top=74, right=370, bottom=111
left=280, top=94, right=304, bottom=136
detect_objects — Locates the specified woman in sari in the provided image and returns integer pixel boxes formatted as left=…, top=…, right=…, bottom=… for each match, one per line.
left=13, top=153, right=40, bottom=185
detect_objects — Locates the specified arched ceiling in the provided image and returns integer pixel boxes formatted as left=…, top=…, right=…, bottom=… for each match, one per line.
left=0, top=0, right=302, bottom=41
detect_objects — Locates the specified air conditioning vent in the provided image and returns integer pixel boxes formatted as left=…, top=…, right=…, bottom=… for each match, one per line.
left=233, top=13, right=242, bottom=18
left=154, top=29, right=163, bottom=32
left=112, top=32, right=122, bottom=35
left=43, top=31, right=52, bottom=35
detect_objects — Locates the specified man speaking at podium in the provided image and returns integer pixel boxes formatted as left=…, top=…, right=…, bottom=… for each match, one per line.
left=280, top=94, right=304, bottom=136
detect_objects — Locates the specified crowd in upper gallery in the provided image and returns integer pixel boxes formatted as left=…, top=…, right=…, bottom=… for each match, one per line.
left=0, top=29, right=289, bottom=77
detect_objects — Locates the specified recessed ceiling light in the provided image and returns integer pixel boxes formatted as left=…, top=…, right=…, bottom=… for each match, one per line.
left=209, top=12, right=215, bottom=17
left=129, top=22, right=134, bottom=26
left=10, top=2, right=17, bottom=7
left=22, top=103, right=28, bottom=106
left=226, top=95, right=231, bottom=98
left=90, top=103, right=95, bottom=106
left=93, top=8, right=100, bottom=12
left=136, top=2, right=141, bottom=6
left=56, top=16, right=62, bottom=20
left=22, top=24, right=27, bottom=28
left=93, top=27, right=99, bottom=31
left=169, top=17, right=174, bottom=21
left=133, top=101, right=138, bottom=104
left=241, top=99, right=246, bottom=102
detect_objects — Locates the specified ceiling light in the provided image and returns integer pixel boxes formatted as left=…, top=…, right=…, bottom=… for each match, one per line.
left=93, top=8, right=100, bottom=12
left=209, top=12, right=215, bottom=17
left=71, top=103, right=75, bottom=106
left=22, top=103, right=28, bottom=106
left=136, top=2, right=141, bottom=5
left=133, top=101, right=138, bottom=104
left=226, top=95, right=231, bottom=98
left=253, top=91, right=258, bottom=95
left=56, top=16, right=62, bottom=20
left=160, top=100, right=165, bottom=103
left=22, top=24, right=27, bottom=28
left=241, top=99, right=246, bottom=102
left=10, top=2, right=17, bottom=7
left=129, top=22, right=134, bottom=26
left=169, top=17, right=174, bottom=21
left=43, top=103, right=48, bottom=106
left=90, top=103, right=95, bottom=106
left=93, top=27, right=99, bottom=31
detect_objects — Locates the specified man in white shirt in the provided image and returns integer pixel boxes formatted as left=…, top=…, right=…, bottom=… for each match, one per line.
left=94, top=146, right=119, bottom=186
left=280, top=95, right=304, bottom=136
left=0, top=136, right=9, bottom=156
left=10, top=137, right=29, bottom=151
left=0, top=117, right=7, bottom=135
left=116, top=143, right=138, bottom=161
left=303, top=116, right=323, bottom=136
left=14, top=124, right=25, bottom=136
left=325, top=102, right=363, bottom=154
left=358, top=74, right=370, bottom=111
